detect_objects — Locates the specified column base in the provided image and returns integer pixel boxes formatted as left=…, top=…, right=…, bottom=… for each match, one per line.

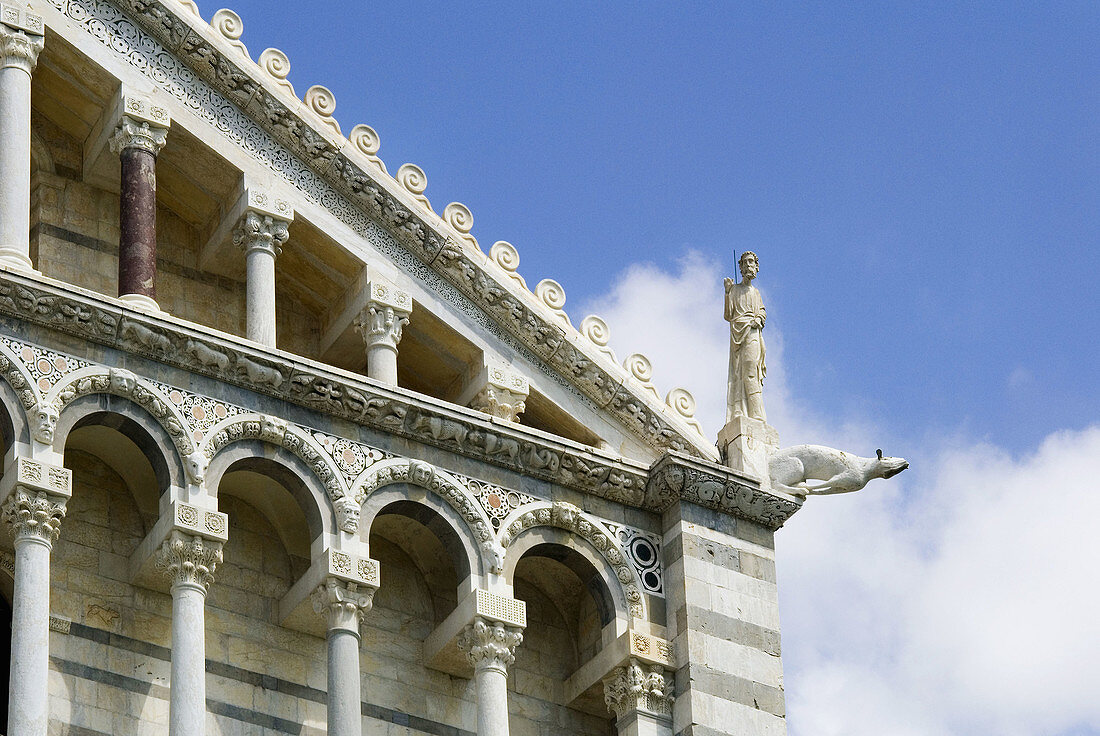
left=717, top=416, right=779, bottom=484
left=0, top=248, right=36, bottom=273
left=118, top=292, right=164, bottom=313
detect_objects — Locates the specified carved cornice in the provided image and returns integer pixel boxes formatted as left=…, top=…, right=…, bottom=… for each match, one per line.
left=311, top=577, right=375, bottom=633
left=603, top=658, right=674, bottom=719
left=0, top=271, right=800, bottom=528
left=154, top=530, right=222, bottom=591
left=646, top=451, right=803, bottom=530
left=109, top=117, right=169, bottom=156
left=233, top=209, right=290, bottom=258
left=457, top=616, right=523, bottom=674
left=68, top=0, right=713, bottom=460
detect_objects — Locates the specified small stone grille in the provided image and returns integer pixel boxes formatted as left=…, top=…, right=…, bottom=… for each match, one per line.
left=475, top=589, right=526, bottom=628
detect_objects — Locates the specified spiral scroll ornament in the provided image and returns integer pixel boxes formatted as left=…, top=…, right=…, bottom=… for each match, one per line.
left=490, top=241, right=526, bottom=288
left=211, top=9, right=247, bottom=56
left=580, top=315, right=610, bottom=347
left=305, top=85, right=340, bottom=134
left=397, top=164, right=427, bottom=195
left=259, top=48, right=294, bottom=94
left=443, top=202, right=474, bottom=233
left=535, top=279, right=566, bottom=310
left=665, top=388, right=704, bottom=434
left=624, top=354, right=653, bottom=383
left=350, top=124, right=381, bottom=156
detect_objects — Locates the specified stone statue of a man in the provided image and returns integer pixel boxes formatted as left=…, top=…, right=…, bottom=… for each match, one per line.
left=724, top=251, right=767, bottom=422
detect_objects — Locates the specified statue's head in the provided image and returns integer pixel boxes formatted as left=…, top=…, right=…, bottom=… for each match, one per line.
left=738, top=251, right=759, bottom=279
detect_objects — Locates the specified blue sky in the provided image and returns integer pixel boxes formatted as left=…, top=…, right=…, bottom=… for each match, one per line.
left=224, top=0, right=1098, bottom=457
left=211, top=2, right=1099, bottom=733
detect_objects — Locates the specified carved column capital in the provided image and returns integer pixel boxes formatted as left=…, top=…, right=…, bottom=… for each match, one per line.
left=2, top=488, right=67, bottom=545
left=602, top=658, right=674, bottom=720
left=109, top=117, right=168, bottom=157
left=355, top=279, right=412, bottom=351
left=0, top=7, right=44, bottom=74
left=311, top=577, right=375, bottom=634
left=0, top=457, right=72, bottom=546
left=457, top=616, right=524, bottom=674
left=233, top=209, right=291, bottom=258
left=155, top=530, right=223, bottom=593
left=469, top=363, right=529, bottom=422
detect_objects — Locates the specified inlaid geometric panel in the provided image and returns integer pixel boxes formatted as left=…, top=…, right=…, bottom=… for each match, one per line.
left=603, top=521, right=663, bottom=596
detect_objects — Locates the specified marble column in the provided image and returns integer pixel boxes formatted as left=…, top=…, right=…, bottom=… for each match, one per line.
left=232, top=197, right=291, bottom=347
left=354, top=279, right=411, bottom=385
left=109, top=99, right=169, bottom=311
left=0, top=11, right=44, bottom=272
left=457, top=616, right=524, bottom=736
left=155, top=530, right=223, bottom=736
left=603, top=659, right=674, bottom=736
left=312, top=577, right=375, bottom=736
left=0, top=456, right=72, bottom=736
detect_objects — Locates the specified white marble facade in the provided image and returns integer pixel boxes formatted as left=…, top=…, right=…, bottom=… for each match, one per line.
left=0, top=2, right=808, bottom=736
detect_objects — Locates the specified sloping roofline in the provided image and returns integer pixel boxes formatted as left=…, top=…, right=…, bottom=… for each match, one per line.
left=72, top=0, right=717, bottom=460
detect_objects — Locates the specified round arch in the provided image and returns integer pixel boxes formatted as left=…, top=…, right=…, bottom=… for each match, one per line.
left=52, top=393, right=186, bottom=496
left=499, top=501, right=645, bottom=620
left=204, top=438, right=332, bottom=543
left=361, top=485, right=482, bottom=582
left=352, top=457, right=496, bottom=577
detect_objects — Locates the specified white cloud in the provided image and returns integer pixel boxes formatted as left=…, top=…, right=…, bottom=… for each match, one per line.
left=582, top=253, right=1100, bottom=736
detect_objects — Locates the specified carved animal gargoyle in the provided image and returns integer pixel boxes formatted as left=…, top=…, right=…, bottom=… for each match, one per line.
left=768, top=446, right=908, bottom=496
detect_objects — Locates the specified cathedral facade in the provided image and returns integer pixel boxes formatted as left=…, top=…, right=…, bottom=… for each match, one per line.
left=0, top=2, right=802, bottom=735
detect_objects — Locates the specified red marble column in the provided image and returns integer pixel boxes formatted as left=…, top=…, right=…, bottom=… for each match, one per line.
left=109, top=107, right=168, bottom=310
left=118, top=145, right=158, bottom=299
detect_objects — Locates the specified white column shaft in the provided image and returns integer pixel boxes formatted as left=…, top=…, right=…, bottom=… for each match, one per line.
left=0, top=63, right=33, bottom=269
left=474, top=664, right=510, bottom=736
left=366, top=343, right=398, bottom=385
left=245, top=245, right=277, bottom=346
left=327, top=628, right=362, bottom=736
left=7, top=535, right=51, bottom=736
left=169, top=582, right=208, bottom=736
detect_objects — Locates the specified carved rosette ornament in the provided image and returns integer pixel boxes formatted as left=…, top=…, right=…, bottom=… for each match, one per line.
left=468, top=363, right=529, bottom=423
left=2, top=488, right=67, bottom=544
left=311, top=577, right=375, bottom=633
left=603, top=658, right=674, bottom=719
left=155, top=530, right=223, bottom=592
left=232, top=209, right=291, bottom=258
left=457, top=616, right=524, bottom=674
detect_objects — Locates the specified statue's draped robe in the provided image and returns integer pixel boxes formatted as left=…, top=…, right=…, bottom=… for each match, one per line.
left=725, top=282, right=767, bottom=422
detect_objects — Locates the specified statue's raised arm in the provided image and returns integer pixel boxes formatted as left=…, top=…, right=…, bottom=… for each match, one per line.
left=725, top=251, right=767, bottom=423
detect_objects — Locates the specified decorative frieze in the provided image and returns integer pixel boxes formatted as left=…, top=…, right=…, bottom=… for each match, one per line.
left=457, top=616, right=524, bottom=673
left=603, top=658, right=674, bottom=719
left=154, top=530, right=223, bottom=591
left=311, top=577, right=375, bottom=632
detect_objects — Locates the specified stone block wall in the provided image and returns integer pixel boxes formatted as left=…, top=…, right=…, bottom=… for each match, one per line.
left=662, top=502, right=787, bottom=736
